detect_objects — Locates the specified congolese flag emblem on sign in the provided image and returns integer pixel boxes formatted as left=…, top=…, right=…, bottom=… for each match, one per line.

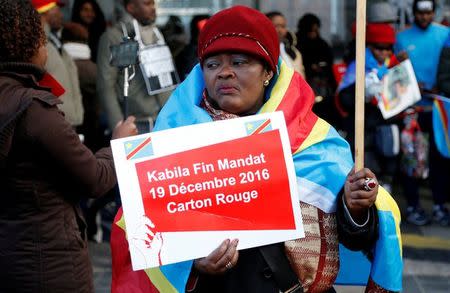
left=245, top=119, right=272, bottom=135
left=124, top=136, right=154, bottom=160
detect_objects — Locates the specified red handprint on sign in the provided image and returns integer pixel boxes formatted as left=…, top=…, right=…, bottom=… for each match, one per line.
left=130, top=215, right=164, bottom=266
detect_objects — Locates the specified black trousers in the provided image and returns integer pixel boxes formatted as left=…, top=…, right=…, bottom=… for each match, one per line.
left=403, top=111, right=450, bottom=207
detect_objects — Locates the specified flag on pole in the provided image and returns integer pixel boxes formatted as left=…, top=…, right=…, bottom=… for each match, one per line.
left=432, top=97, right=450, bottom=158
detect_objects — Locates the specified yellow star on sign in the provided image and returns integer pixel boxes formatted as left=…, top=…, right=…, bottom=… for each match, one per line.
left=247, top=123, right=254, bottom=131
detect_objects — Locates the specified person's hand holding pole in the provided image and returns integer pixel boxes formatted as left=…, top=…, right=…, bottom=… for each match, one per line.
left=112, top=116, right=138, bottom=139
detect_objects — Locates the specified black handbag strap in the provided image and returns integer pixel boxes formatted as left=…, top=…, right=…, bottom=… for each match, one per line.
left=259, top=244, right=303, bottom=293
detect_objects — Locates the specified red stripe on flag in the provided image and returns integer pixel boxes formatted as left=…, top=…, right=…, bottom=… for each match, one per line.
left=250, top=119, right=271, bottom=135
left=274, top=74, right=318, bottom=153
left=126, top=136, right=152, bottom=160
left=436, top=100, right=450, bottom=154
left=111, top=208, right=159, bottom=293
left=437, top=100, right=449, bottom=131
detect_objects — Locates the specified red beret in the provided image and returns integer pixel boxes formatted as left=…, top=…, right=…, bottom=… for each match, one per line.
left=198, top=5, right=279, bottom=73
left=31, top=0, right=64, bottom=14
left=366, top=23, right=395, bottom=44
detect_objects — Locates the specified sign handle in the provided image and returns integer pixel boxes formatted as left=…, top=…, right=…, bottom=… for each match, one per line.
left=355, top=0, right=367, bottom=171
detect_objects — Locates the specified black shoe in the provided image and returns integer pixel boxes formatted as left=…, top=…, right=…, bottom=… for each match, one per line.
left=432, top=206, right=450, bottom=226
left=406, top=206, right=430, bottom=226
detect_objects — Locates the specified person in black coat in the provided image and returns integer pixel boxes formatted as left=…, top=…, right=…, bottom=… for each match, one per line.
left=71, top=0, right=106, bottom=63
left=296, top=13, right=338, bottom=127
left=175, top=14, right=210, bottom=81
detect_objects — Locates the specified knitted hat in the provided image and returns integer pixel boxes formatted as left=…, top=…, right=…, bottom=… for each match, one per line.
left=198, top=5, right=279, bottom=73
left=366, top=23, right=395, bottom=44
left=31, top=0, right=64, bottom=14
left=413, top=0, right=435, bottom=13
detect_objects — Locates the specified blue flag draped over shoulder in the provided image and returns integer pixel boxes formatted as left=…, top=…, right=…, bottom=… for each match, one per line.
left=111, top=60, right=402, bottom=292
left=336, top=186, right=403, bottom=291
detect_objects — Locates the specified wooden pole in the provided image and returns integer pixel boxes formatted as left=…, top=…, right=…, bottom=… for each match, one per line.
left=354, top=0, right=367, bottom=171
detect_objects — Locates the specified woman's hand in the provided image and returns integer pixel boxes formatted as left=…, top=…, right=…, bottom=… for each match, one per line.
left=396, top=50, right=409, bottom=63
left=63, top=22, right=89, bottom=40
left=111, top=116, right=138, bottom=139
left=194, top=239, right=239, bottom=275
left=344, top=168, right=378, bottom=223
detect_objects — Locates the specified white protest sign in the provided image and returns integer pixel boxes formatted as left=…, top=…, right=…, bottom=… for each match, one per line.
left=111, top=112, right=304, bottom=270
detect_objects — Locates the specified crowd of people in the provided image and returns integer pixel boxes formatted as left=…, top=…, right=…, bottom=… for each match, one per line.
left=0, top=0, right=448, bottom=292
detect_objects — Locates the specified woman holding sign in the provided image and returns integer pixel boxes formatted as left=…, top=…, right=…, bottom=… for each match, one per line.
left=111, top=5, right=402, bottom=293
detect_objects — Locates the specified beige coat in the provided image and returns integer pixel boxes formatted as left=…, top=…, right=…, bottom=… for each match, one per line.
left=45, top=40, right=84, bottom=127
left=280, top=42, right=305, bottom=78
left=97, top=21, right=172, bottom=130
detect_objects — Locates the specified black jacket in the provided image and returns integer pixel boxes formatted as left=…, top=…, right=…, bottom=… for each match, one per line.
left=190, top=194, right=378, bottom=293
left=437, top=45, right=450, bottom=96
left=0, top=63, right=117, bottom=293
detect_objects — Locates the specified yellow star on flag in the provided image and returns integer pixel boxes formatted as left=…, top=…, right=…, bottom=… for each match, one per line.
left=126, top=143, right=133, bottom=149
left=247, top=123, right=254, bottom=131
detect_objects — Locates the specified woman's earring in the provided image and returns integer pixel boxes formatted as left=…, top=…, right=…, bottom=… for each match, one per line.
left=263, top=80, right=270, bottom=87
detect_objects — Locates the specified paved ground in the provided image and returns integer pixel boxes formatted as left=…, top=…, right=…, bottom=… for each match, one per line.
left=90, top=243, right=112, bottom=293
left=89, top=181, right=450, bottom=293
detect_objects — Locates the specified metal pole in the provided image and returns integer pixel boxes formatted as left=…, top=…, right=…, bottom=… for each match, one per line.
left=123, top=67, right=129, bottom=119
left=331, top=0, right=338, bottom=36
left=254, top=0, right=260, bottom=10
left=212, top=0, right=220, bottom=12
left=224, top=0, right=233, bottom=9
left=400, top=0, right=406, bottom=31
